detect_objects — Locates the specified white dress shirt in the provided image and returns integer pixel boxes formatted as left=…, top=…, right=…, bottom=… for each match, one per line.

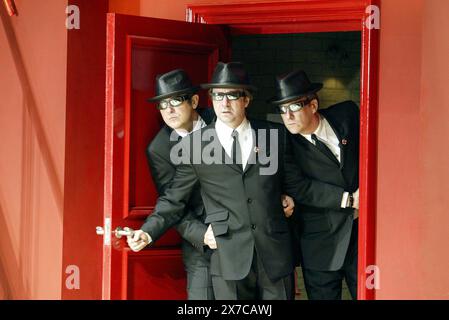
left=215, top=117, right=253, bottom=171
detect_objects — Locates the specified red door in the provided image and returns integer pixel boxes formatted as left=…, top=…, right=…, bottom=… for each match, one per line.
left=99, top=14, right=228, bottom=300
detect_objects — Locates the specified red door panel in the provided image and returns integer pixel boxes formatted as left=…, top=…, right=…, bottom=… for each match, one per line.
left=126, top=250, right=187, bottom=300
left=103, top=13, right=228, bottom=300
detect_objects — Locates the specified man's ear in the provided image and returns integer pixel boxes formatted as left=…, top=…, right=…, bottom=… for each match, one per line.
left=244, top=96, right=251, bottom=109
left=191, top=94, right=199, bottom=109
left=310, top=99, right=319, bottom=113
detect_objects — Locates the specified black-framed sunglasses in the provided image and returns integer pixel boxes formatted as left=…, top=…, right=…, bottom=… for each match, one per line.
left=157, top=95, right=192, bottom=110
left=276, top=99, right=311, bottom=114
left=210, top=91, right=246, bottom=102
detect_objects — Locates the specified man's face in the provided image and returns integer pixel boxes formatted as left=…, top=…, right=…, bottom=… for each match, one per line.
left=280, top=98, right=318, bottom=135
left=159, top=94, right=199, bottom=132
left=211, top=88, right=250, bottom=128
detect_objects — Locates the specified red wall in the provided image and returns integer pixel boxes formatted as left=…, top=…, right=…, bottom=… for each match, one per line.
left=0, top=0, right=67, bottom=299
left=376, top=0, right=449, bottom=299
left=418, top=0, right=449, bottom=298
left=376, top=0, right=425, bottom=298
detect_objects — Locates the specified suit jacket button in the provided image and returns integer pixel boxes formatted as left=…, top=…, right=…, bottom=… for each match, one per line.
left=251, top=224, right=256, bottom=230
left=247, top=198, right=252, bottom=204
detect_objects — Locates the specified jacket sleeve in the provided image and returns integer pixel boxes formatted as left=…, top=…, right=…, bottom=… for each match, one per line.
left=281, top=128, right=345, bottom=211
left=173, top=208, right=207, bottom=252
left=146, top=146, right=173, bottom=195
left=141, top=155, right=197, bottom=241
left=144, top=140, right=207, bottom=247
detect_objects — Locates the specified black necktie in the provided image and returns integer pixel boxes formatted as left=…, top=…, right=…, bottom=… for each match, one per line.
left=231, top=130, right=242, bottom=167
left=311, top=134, right=338, bottom=164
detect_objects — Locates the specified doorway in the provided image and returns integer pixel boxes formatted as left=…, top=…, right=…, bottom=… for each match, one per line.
left=188, top=0, right=379, bottom=300
left=231, top=31, right=361, bottom=300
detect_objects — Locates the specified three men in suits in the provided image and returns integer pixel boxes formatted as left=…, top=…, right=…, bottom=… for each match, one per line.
left=270, top=70, right=360, bottom=300
left=128, top=62, right=298, bottom=300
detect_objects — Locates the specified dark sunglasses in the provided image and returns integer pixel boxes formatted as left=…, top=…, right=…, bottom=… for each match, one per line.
left=276, top=99, right=311, bottom=114
left=210, top=91, right=246, bottom=101
left=157, top=95, right=192, bottom=110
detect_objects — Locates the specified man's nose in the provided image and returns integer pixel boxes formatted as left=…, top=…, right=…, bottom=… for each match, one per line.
left=285, top=109, right=294, bottom=119
left=222, top=96, right=231, bottom=105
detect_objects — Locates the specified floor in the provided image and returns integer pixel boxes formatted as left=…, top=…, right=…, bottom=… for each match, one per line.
left=295, top=267, right=353, bottom=300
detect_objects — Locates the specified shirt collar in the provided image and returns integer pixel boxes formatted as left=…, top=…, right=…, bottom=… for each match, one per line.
left=315, top=115, right=329, bottom=140
left=174, top=115, right=205, bottom=137
left=215, top=117, right=250, bottom=139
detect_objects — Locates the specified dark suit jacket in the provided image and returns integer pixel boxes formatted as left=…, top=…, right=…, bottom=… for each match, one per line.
left=141, top=119, right=301, bottom=281
left=289, top=100, right=359, bottom=271
left=146, top=108, right=215, bottom=271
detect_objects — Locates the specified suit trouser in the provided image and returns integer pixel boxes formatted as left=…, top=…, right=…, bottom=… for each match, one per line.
left=211, top=247, right=294, bottom=300
left=186, top=265, right=215, bottom=300
left=302, top=219, right=358, bottom=300
left=183, top=245, right=214, bottom=300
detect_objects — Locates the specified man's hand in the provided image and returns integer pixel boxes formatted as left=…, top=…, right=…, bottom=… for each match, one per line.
left=204, top=224, right=217, bottom=249
left=126, top=228, right=151, bottom=252
left=282, top=194, right=295, bottom=218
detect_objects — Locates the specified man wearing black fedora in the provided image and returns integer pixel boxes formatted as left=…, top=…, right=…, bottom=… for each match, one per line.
left=269, top=70, right=360, bottom=300
left=127, top=62, right=298, bottom=300
left=126, top=69, right=216, bottom=299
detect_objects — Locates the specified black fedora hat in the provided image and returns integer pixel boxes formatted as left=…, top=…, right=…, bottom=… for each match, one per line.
left=268, top=70, right=323, bottom=105
left=147, top=69, right=199, bottom=102
left=201, top=62, right=257, bottom=92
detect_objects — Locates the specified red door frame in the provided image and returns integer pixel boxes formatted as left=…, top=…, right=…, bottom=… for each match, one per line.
left=187, top=0, right=379, bottom=300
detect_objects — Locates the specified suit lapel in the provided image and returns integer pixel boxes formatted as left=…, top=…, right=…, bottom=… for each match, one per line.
left=294, top=132, right=339, bottom=167
left=320, top=110, right=348, bottom=169
left=242, top=119, right=261, bottom=175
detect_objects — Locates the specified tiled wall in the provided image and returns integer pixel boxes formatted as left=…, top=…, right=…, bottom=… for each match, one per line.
left=232, top=32, right=361, bottom=120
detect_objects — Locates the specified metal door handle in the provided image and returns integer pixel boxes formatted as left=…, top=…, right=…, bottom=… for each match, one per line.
left=113, top=226, right=134, bottom=239
left=95, top=226, right=134, bottom=238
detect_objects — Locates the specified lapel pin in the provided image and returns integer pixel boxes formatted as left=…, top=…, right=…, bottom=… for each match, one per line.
left=341, top=139, right=348, bottom=145
left=254, top=146, right=260, bottom=153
